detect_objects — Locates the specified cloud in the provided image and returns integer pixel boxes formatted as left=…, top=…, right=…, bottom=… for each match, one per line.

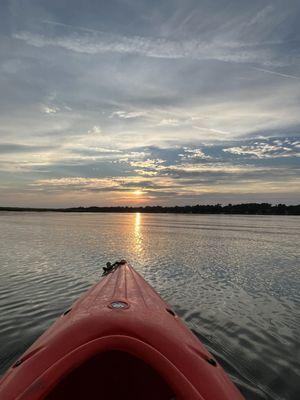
left=42, top=105, right=59, bottom=114
left=223, top=141, right=300, bottom=159
left=110, top=111, right=145, bottom=119
left=252, top=67, right=300, bottom=80
left=126, top=158, right=165, bottom=168
left=32, top=176, right=172, bottom=194
left=157, top=118, right=180, bottom=127
left=13, top=25, right=290, bottom=67
left=0, top=143, right=56, bottom=154
left=4, top=137, right=299, bottom=205
left=69, top=146, right=122, bottom=156
left=87, top=125, right=102, bottom=134
left=30, top=158, right=300, bottom=202
left=246, top=5, right=274, bottom=27
left=161, top=163, right=266, bottom=178
left=179, top=147, right=212, bottom=160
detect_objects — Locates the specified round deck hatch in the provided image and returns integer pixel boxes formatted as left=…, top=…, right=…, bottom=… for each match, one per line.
left=109, top=301, right=129, bottom=309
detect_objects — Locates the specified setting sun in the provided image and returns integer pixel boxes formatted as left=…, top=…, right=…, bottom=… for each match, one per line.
left=133, top=190, right=143, bottom=196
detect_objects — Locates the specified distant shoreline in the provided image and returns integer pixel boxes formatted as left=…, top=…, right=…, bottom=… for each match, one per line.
left=0, top=203, right=299, bottom=215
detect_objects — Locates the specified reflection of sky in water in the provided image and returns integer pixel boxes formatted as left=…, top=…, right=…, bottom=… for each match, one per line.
left=0, top=212, right=299, bottom=400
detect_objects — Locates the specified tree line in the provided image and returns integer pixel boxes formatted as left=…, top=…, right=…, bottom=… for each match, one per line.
left=1, top=203, right=299, bottom=215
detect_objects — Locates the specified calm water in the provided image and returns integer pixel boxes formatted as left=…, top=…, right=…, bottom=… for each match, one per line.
left=0, top=212, right=299, bottom=399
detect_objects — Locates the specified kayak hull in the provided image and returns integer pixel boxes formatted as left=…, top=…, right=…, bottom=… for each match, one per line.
left=0, top=262, right=244, bottom=399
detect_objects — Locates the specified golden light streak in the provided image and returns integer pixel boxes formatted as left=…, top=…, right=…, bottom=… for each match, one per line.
left=134, top=212, right=142, bottom=256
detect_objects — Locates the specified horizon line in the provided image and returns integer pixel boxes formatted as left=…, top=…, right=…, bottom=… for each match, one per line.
left=1, top=203, right=299, bottom=216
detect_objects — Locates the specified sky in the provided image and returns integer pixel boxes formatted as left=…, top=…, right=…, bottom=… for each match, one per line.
left=0, top=0, right=299, bottom=207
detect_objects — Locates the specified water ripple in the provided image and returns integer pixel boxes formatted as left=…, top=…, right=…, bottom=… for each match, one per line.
left=0, top=212, right=299, bottom=399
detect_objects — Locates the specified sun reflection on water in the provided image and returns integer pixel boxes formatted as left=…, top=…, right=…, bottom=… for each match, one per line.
left=134, top=212, right=142, bottom=255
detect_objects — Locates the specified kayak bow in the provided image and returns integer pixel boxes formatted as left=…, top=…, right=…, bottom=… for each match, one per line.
left=0, top=261, right=244, bottom=399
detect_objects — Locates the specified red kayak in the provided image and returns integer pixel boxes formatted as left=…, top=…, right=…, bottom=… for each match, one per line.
left=0, top=261, right=244, bottom=399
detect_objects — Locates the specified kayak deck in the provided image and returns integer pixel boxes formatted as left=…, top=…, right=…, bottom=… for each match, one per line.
left=0, top=261, right=244, bottom=400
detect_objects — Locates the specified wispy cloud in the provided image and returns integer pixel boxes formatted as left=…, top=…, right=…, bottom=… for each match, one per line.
left=157, top=118, right=181, bottom=127
left=110, top=110, right=145, bottom=119
left=13, top=25, right=288, bottom=67
left=252, top=67, right=300, bottom=80
left=0, top=143, right=57, bottom=154
left=246, top=5, right=274, bottom=27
